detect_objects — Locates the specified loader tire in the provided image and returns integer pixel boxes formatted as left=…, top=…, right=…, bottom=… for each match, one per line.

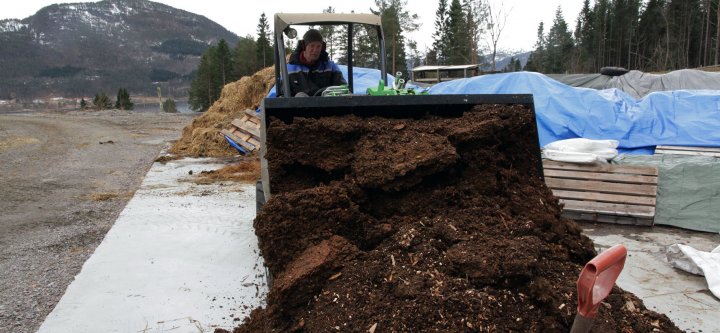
left=600, top=66, right=629, bottom=76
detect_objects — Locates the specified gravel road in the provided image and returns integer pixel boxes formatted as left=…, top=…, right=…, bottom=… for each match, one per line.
left=0, top=109, right=195, bottom=332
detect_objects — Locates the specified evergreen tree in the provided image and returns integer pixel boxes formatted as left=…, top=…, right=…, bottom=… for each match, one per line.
left=334, top=19, right=380, bottom=69
left=215, top=39, right=235, bottom=85
left=503, top=56, right=516, bottom=72
left=356, top=24, right=381, bottom=68
left=319, top=7, right=339, bottom=59
left=524, top=22, right=546, bottom=72
left=445, top=0, right=471, bottom=65
left=666, top=0, right=703, bottom=68
left=79, top=98, right=87, bottom=109
left=373, top=0, right=419, bottom=76
left=188, top=48, right=216, bottom=111
left=463, top=0, right=487, bottom=65
left=188, top=38, right=242, bottom=112
left=429, top=0, right=449, bottom=65
left=408, top=40, right=424, bottom=68
left=592, top=0, right=611, bottom=66
left=608, top=0, right=642, bottom=69
left=573, top=0, right=596, bottom=72
left=256, top=13, right=273, bottom=68
left=544, top=7, right=574, bottom=73
left=525, top=0, right=719, bottom=73
left=637, top=0, right=668, bottom=70
left=162, top=98, right=178, bottom=113
left=115, top=88, right=134, bottom=110
left=93, top=92, right=112, bottom=110
left=233, top=35, right=259, bottom=77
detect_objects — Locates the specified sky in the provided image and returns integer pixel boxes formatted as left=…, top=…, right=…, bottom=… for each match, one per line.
left=1, top=0, right=584, bottom=52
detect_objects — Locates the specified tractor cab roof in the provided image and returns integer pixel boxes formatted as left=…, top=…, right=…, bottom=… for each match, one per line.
left=273, top=13, right=382, bottom=32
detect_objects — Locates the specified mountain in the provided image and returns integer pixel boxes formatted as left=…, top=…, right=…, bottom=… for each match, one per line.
left=0, top=0, right=239, bottom=100
left=480, top=51, right=531, bottom=72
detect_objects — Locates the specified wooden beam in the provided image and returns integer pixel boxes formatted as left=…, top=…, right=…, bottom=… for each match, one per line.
left=543, top=169, right=658, bottom=185
left=561, top=210, right=654, bottom=226
left=551, top=189, right=656, bottom=206
left=542, top=160, right=658, bottom=176
left=560, top=199, right=655, bottom=218
left=545, top=177, right=657, bottom=197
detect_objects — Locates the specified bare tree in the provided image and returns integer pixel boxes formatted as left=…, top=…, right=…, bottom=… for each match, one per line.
left=482, top=1, right=511, bottom=71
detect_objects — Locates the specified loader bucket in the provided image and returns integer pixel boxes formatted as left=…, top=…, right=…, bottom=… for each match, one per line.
left=259, top=94, right=540, bottom=201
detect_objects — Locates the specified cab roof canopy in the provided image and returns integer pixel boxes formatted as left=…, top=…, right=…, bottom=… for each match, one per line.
left=273, top=13, right=382, bottom=32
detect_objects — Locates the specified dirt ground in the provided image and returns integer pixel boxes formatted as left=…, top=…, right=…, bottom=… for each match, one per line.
left=0, top=109, right=194, bottom=332
left=224, top=104, right=680, bottom=332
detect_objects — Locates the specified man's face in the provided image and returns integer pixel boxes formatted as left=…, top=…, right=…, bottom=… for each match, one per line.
left=303, top=41, right=323, bottom=63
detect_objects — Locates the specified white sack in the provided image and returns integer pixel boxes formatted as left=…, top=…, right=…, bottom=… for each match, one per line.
left=666, top=244, right=720, bottom=299
left=542, top=150, right=607, bottom=163
left=544, top=138, right=619, bottom=151
left=542, top=138, right=620, bottom=163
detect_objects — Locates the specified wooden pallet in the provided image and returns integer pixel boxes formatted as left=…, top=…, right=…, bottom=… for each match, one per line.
left=655, top=145, right=720, bottom=157
left=220, top=109, right=261, bottom=153
left=542, top=160, right=659, bottom=226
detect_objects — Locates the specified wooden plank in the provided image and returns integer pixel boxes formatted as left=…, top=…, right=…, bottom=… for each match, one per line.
left=244, top=109, right=260, bottom=119
left=543, top=169, right=657, bottom=185
left=542, top=160, right=658, bottom=176
left=221, top=129, right=257, bottom=152
left=551, top=189, right=656, bottom=206
left=246, top=116, right=261, bottom=125
left=561, top=210, right=653, bottom=226
left=654, top=149, right=720, bottom=158
left=231, top=129, right=251, bottom=141
left=232, top=119, right=261, bottom=138
left=231, top=118, right=247, bottom=129
left=236, top=125, right=261, bottom=139
left=545, top=177, right=657, bottom=196
left=656, top=145, right=720, bottom=153
left=560, top=199, right=655, bottom=218
left=248, top=137, right=261, bottom=147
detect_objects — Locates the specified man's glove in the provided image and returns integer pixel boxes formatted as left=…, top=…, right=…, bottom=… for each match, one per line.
left=295, top=92, right=309, bottom=97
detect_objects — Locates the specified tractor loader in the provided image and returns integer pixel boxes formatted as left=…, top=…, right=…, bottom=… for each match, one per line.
left=257, top=13, right=541, bottom=207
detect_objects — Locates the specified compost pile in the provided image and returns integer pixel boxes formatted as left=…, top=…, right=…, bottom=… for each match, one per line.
left=169, top=66, right=274, bottom=157
left=220, top=104, right=680, bottom=332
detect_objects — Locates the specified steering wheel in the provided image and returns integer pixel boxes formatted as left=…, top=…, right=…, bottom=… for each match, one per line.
left=313, top=87, right=329, bottom=97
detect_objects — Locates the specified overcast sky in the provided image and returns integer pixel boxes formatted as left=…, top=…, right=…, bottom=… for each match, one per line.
left=1, top=0, right=584, bottom=52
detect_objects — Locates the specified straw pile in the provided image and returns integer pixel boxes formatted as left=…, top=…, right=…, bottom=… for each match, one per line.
left=193, top=159, right=261, bottom=185
left=170, top=66, right=275, bottom=157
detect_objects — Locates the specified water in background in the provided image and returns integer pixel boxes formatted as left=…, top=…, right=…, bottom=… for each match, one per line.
left=0, top=100, right=197, bottom=114
left=132, top=101, right=194, bottom=113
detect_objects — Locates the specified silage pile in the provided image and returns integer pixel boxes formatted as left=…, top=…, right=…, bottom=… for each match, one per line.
left=169, top=66, right=274, bottom=157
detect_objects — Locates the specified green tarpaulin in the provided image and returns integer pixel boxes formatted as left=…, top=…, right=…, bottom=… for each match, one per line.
left=614, top=155, right=720, bottom=233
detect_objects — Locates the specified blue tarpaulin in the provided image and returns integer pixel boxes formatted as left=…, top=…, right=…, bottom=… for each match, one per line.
left=429, top=72, right=720, bottom=154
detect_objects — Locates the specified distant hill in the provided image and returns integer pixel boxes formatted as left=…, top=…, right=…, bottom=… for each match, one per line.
left=0, top=0, right=239, bottom=99
left=480, top=51, right=531, bottom=72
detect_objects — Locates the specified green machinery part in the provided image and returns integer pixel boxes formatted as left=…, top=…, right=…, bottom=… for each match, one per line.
left=366, top=72, right=428, bottom=96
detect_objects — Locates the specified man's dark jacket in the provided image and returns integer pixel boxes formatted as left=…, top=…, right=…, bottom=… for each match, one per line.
left=287, top=47, right=346, bottom=96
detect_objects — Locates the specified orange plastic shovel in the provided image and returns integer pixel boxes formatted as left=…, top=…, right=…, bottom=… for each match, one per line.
left=570, top=244, right=628, bottom=333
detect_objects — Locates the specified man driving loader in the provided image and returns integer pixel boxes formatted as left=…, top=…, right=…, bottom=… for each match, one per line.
left=287, top=29, right=346, bottom=97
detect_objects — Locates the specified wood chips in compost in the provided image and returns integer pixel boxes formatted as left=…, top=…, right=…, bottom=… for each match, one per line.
left=218, top=104, right=681, bottom=333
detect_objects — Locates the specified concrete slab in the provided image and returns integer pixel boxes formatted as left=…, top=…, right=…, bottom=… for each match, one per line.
left=582, top=223, right=720, bottom=333
left=38, top=158, right=268, bottom=333
left=38, top=154, right=720, bottom=332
